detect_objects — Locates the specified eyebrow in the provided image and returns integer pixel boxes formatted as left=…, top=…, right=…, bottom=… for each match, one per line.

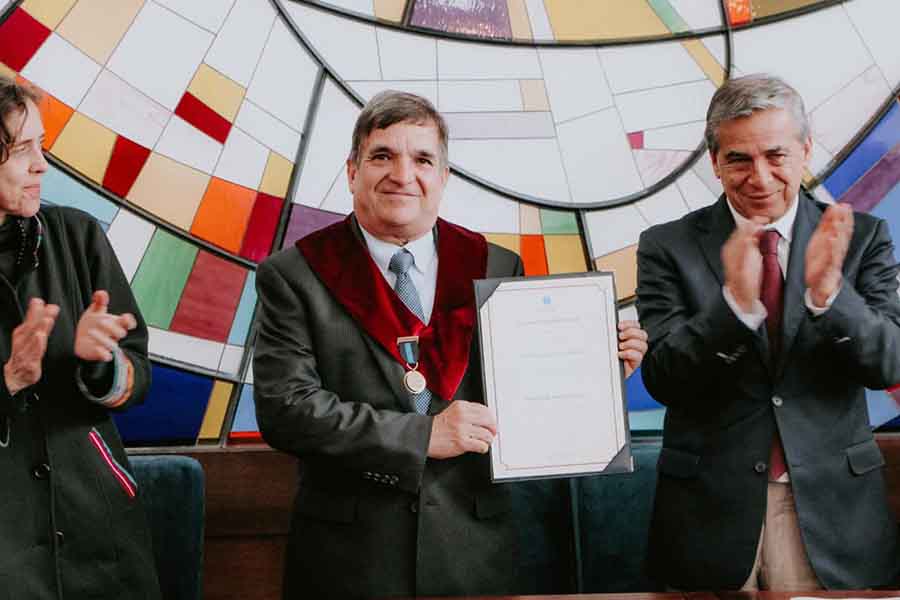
left=366, top=145, right=438, bottom=161
left=723, top=146, right=789, bottom=161
left=366, top=144, right=394, bottom=157
left=11, top=133, right=45, bottom=147
left=414, top=149, right=438, bottom=161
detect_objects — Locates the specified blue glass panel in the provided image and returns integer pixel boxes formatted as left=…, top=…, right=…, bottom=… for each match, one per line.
left=867, top=387, right=900, bottom=429
left=230, top=384, right=259, bottom=433
left=824, top=102, right=900, bottom=200
left=625, top=366, right=664, bottom=433
left=227, top=271, right=256, bottom=345
left=41, top=164, right=119, bottom=225
left=869, top=180, right=900, bottom=251
left=879, top=408, right=900, bottom=430
left=114, top=362, right=212, bottom=445
left=625, top=366, right=662, bottom=411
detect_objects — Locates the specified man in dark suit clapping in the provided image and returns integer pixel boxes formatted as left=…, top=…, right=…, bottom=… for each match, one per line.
left=637, top=73, right=900, bottom=592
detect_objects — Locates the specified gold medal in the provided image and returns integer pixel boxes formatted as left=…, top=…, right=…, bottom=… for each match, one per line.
left=403, top=369, right=427, bottom=394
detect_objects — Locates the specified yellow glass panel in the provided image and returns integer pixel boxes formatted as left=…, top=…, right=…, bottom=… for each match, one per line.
left=187, top=64, right=246, bottom=122
left=544, top=0, right=668, bottom=41
left=20, top=0, right=77, bottom=29
left=198, top=380, right=233, bottom=441
left=519, top=204, right=542, bottom=234
left=127, top=153, right=210, bottom=230
left=50, top=112, right=116, bottom=184
left=484, top=233, right=520, bottom=255
left=753, top=0, right=821, bottom=19
left=520, top=79, right=550, bottom=111
left=56, top=0, right=143, bottom=64
left=0, top=62, right=16, bottom=81
left=682, top=40, right=725, bottom=88
left=544, top=235, right=587, bottom=274
left=374, top=0, right=405, bottom=22
left=259, top=151, right=294, bottom=198
left=594, top=244, right=638, bottom=301
left=507, top=0, right=532, bottom=39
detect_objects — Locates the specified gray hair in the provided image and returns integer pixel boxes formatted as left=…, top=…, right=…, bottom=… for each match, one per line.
left=705, top=74, right=809, bottom=154
left=349, top=90, right=448, bottom=167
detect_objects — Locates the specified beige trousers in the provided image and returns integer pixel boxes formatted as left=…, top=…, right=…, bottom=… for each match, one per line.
left=741, top=482, right=822, bottom=591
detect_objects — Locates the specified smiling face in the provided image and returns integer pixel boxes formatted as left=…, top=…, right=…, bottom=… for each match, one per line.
left=348, top=119, right=449, bottom=244
left=0, top=99, right=47, bottom=225
left=710, top=107, right=811, bottom=223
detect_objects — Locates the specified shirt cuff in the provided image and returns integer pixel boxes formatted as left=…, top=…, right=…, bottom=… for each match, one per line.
left=76, top=347, right=134, bottom=408
left=804, top=284, right=841, bottom=316
left=722, top=286, right=767, bottom=331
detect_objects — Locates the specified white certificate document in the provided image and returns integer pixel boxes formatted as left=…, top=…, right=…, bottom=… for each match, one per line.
left=475, top=273, right=632, bottom=481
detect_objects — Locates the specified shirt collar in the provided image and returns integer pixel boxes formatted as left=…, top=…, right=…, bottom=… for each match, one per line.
left=725, top=194, right=798, bottom=244
left=359, top=224, right=436, bottom=276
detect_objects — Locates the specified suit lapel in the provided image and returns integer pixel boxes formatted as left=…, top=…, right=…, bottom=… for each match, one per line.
left=776, top=193, right=817, bottom=378
left=696, top=197, right=733, bottom=288
left=697, top=196, right=771, bottom=365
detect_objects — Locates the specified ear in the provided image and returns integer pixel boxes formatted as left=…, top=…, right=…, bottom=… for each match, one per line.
left=709, top=150, right=721, bottom=180
left=800, top=136, right=812, bottom=167
left=346, top=159, right=357, bottom=191
left=440, top=164, right=449, bottom=187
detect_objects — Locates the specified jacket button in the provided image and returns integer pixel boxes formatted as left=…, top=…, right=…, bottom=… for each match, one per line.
left=33, top=463, right=51, bottom=479
left=55, top=530, right=65, bottom=546
left=772, top=396, right=783, bottom=407
left=754, top=461, right=767, bottom=474
left=409, top=502, right=418, bottom=513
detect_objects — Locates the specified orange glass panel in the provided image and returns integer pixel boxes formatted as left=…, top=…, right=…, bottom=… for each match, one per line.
left=520, top=234, right=549, bottom=276
left=190, top=177, right=256, bottom=254
left=726, top=0, right=752, bottom=25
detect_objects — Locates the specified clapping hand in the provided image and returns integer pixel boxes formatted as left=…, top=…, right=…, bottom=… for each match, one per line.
left=806, top=203, right=853, bottom=307
left=3, top=298, right=59, bottom=394
left=74, top=290, right=136, bottom=362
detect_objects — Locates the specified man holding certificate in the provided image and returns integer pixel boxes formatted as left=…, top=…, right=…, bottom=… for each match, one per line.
left=637, top=74, right=900, bottom=591
left=253, top=90, right=647, bottom=599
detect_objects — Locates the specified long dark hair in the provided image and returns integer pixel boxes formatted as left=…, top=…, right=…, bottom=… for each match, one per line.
left=0, top=76, right=41, bottom=165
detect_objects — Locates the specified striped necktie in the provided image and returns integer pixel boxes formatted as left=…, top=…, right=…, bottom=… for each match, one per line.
left=389, top=248, right=431, bottom=414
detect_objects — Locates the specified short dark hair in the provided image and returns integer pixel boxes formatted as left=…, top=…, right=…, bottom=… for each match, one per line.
left=0, top=75, right=41, bottom=165
left=349, top=90, right=448, bottom=166
left=705, top=74, right=809, bottom=155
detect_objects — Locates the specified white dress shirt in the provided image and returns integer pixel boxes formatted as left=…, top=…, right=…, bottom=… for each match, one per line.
left=360, top=225, right=438, bottom=324
left=722, top=196, right=837, bottom=330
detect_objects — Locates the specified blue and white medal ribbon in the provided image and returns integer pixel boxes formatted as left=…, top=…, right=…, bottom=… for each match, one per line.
left=397, top=336, right=427, bottom=394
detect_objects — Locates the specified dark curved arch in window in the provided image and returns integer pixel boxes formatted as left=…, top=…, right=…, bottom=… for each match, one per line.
left=271, top=0, right=733, bottom=211
left=289, top=0, right=845, bottom=48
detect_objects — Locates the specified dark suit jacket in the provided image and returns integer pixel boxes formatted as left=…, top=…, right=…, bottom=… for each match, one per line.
left=636, top=193, right=900, bottom=590
left=253, top=217, right=523, bottom=599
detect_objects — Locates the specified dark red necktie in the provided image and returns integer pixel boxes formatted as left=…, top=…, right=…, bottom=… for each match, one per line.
left=760, top=229, right=787, bottom=479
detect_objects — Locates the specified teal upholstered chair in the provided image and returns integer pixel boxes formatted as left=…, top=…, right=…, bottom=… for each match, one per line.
left=509, top=442, right=662, bottom=594
left=578, top=442, right=661, bottom=592
left=130, top=455, right=205, bottom=600
left=511, top=477, right=578, bottom=594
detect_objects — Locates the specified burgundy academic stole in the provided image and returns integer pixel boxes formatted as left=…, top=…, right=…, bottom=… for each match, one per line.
left=296, top=217, right=488, bottom=402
